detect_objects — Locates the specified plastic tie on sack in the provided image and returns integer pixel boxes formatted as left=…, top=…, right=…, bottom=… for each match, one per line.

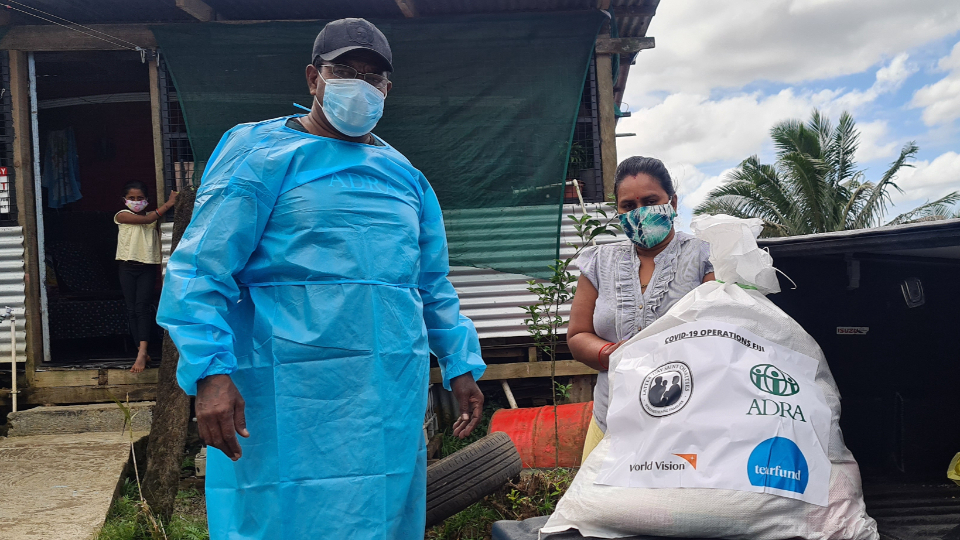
left=949, top=453, right=960, bottom=486
left=715, top=280, right=759, bottom=290
left=690, top=215, right=781, bottom=295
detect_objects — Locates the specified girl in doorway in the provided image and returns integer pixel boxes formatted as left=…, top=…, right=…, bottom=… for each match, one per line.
left=115, top=181, right=177, bottom=373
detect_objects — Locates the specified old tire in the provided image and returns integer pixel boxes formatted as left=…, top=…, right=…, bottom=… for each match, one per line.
left=426, top=431, right=522, bottom=528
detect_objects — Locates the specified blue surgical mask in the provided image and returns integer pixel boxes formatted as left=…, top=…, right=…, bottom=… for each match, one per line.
left=317, top=75, right=385, bottom=137
left=619, top=204, right=677, bottom=248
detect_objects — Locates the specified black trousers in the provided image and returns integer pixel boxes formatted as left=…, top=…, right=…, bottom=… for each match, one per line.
left=118, top=261, right=158, bottom=346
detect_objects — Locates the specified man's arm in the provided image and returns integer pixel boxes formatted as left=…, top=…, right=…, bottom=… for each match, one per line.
left=157, top=132, right=278, bottom=459
left=417, top=182, right=486, bottom=438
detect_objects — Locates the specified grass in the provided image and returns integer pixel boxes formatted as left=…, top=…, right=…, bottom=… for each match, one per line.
left=426, top=468, right=577, bottom=540
left=96, top=479, right=209, bottom=540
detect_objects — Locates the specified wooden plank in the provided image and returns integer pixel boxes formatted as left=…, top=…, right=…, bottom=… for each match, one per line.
left=0, top=24, right=156, bottom=51
left=176, top=0, right=215, bottom=22
left=610, top=5, right=658, bottom=17
left=23, top=384, right=157, bottom=405
left=595, top=45, right=618, bottom=201
left=479, top=347, right=528, bottom=359
left=596, top=37, right=656, bottom=55
left=107, top=368, right=159, bottom=386
left=9, top=51, right=41, bottom=385
left=528, top=346, right=538, bottom=362
left=394, top=0, right=418, bottom=18
left=148, top=59, right=166, bottom=206
left=34, top=370, right=100, bottom=388
left=429, top=360, right=596, bottom=384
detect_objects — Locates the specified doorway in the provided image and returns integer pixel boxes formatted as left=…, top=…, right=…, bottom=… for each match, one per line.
left=33, top=50, right=161, bottom=367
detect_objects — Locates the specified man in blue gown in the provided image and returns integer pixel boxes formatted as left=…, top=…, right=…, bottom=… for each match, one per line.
left=157, top=18, right=486, bottom=539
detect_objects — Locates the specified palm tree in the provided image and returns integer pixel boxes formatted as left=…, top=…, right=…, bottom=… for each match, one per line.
left=694, top=109, right=960, bottom=237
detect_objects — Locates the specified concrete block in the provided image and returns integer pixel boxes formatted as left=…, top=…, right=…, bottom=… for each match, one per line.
left=0, top=432, right=148, bottom=540
left=195, top=446, right=206, bottom=477
left=6, top=401, right=154, bottom=437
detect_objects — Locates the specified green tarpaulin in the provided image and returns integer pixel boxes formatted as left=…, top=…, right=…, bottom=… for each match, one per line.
left=152, top=12, right=603, bottom=277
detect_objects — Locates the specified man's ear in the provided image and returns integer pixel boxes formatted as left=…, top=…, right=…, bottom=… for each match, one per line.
left=306, top=64, right=320, bottom=96
left=671, top=194, right=678, bottom=210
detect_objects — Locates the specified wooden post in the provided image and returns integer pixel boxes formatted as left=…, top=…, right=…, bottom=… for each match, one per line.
left=9, top=51, right=41, bottom=386
left=148, top=58, right=166, bottom=206
left=568, top=375, right=595, bottom=403
left=595, top=34, right=618, bottom=202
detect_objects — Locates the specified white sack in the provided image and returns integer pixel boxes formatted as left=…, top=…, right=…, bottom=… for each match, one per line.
left=689, top=215, right=780, bottom=295
left=541, top=216, right=877, bottom=540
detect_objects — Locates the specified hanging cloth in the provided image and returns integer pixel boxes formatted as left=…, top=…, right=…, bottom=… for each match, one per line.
left=41, top=127, right=82, bottom=208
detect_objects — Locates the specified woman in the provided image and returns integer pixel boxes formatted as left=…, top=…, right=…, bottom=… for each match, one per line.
left=568, top=156, right=714, bottom=460
left=114, top=181, right=177, bottom=373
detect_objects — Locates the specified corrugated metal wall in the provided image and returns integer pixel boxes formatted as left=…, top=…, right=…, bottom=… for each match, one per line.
left=160, top=203, right=622, bottom=340
left=0, top=227, right=27, bottom=362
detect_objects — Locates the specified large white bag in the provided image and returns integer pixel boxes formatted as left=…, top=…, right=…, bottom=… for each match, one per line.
left=542, top=216, right=877, bottom=540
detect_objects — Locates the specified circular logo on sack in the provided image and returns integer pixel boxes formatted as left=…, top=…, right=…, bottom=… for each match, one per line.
left=640, top=362, right=693, bottom=417
left=747, top=437, right=809, bottom=494
left=750, top=364, right=799, bottom=396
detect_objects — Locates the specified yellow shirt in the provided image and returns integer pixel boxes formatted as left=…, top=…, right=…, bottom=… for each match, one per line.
left=115, top=210, right=161, bottom=264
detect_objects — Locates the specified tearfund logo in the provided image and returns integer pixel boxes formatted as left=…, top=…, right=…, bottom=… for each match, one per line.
left=750, top=364, right=799, bottom=396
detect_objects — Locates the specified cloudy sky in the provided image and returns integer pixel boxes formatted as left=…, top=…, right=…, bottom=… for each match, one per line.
left=615, top=0, right=960, bottom=230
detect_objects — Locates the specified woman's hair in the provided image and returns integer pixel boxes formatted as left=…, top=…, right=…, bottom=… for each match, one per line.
left=614, top=156, right=676, bottom=200
left=122, top=181, right=149, bottom=198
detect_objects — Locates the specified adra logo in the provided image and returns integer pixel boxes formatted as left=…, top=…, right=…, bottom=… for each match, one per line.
left=746, top=399, right=806, bottom=422
left=747, top=437, right=809, bottom=494
left=750, top=364, right=799, bottom=396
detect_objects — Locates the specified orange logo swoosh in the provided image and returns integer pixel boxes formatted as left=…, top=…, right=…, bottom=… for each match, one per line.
left=673, top=454, right=697, bottom=469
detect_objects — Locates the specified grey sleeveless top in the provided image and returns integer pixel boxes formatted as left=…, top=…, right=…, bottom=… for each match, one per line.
left=576, top=232, right=713, bottom=431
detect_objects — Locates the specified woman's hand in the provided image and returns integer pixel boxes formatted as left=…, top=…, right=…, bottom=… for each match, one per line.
left=599, top=340, right=628, bottom=370
left=167, top=190, right=179, bottom=206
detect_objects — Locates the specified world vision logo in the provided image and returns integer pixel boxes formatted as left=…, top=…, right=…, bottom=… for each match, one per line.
left=628, top=454, right=698, bottom=472
left=750, top=364, right=799, bottom=396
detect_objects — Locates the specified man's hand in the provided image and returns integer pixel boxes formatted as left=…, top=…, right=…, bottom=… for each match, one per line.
left=450, top=373, right=484, bottom=439
left=196, top=374, right=249, bottom=461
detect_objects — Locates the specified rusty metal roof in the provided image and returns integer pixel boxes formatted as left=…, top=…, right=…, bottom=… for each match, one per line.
left=5, top=0, right=658, bottom=39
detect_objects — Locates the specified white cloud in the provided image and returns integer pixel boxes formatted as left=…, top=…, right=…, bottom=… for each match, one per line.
left=679, top=167, right=736, bottom=211
left=910, top=41, right=960, bottom=126
left=856, top=120, right=899, bottom=162
left=617, top=90, right=810, bottom=166
left=616, top=57, right=909, bottom=169
left=612, top=0, right=960, bottom=222
left=626, top=0, right=960, bottom=97
left=894, top=151, right=960, bottom=202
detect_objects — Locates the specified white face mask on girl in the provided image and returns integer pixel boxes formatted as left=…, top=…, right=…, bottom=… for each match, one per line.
left=125, top=199, right=148, bottom=212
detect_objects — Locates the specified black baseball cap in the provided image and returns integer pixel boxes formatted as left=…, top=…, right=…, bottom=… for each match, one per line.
left=313, top=18, right=393, bottom=73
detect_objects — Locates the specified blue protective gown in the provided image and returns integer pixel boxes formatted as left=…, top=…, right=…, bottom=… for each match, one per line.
left=157, top=116, right=486, bottom=540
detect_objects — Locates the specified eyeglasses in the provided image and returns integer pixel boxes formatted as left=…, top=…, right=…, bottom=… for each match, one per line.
left=319, top=63, right=390, bottom=92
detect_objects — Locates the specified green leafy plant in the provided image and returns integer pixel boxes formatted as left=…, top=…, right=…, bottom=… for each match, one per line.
left=523, top=199, right=620, bottom=464
left=567, top=142, right=587, bottom=179
left=554, top=381, right=572, bottom=403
